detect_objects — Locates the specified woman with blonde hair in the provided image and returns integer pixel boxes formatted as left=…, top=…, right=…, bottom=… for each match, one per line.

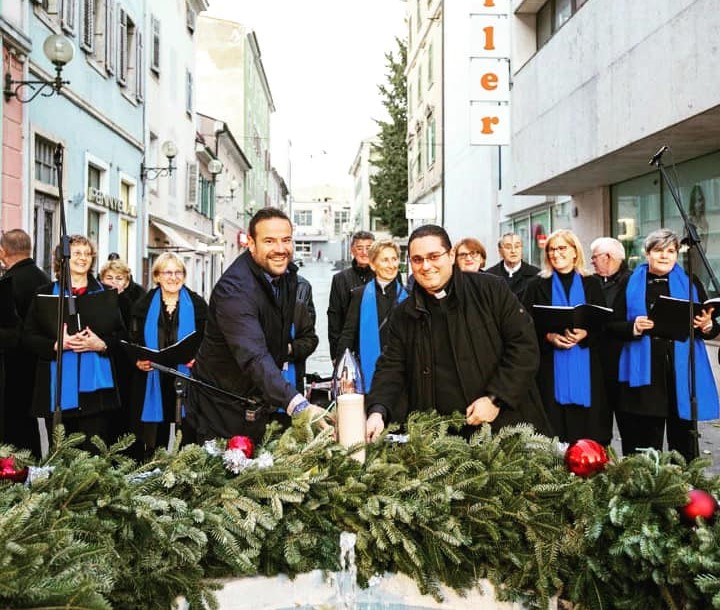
left=129, top=252, right=207, bottom=458
left=523, top=229, right=611, bottom=444
left=336, top=239, right=407, bottom=392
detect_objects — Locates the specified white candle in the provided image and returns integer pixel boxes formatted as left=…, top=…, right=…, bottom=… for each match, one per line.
left=337, top=392, right=366, bottom=463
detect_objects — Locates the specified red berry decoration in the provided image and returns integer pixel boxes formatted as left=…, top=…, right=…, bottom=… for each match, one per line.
left=679, top=489, right=718, bottom=523
left=0, top=456, right=29, bottom=484
left=227, top=435, right=254, bottom=459
left=564, top=439, right=609, bottom=478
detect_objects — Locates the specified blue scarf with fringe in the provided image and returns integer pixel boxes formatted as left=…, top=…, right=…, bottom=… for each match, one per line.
left=552, top=271, right=591, bottom=407
left=618, top=263, right=719, bottom=421
left=141, top=287, right=195, bottom=422
left=49, top=282, right=114, bottom=412
left=359, top=279, right=407, bottom=393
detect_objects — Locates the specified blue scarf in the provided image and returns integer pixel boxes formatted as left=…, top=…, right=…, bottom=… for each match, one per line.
left=49, top=282, right=114, bottom=412
left=282, top=323, right=297, bottom=389
left=141, top=287, right=195, bottom=422
left=552, top=271, right=591, bottom=407
left=359, top=279, right=408, bottom=393
left=618, top=263, right=719, bottom=421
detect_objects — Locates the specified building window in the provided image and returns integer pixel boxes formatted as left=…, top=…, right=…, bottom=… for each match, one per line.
left=536, top=0, right=587, bottom=50
left=87, top=208, right=101, bottom=251
left=416, top=69, right=422, bottom=106
left=334, top=209, right=350, bottom=235
left=426, top=117, right=436, bottom=167
left=61, top=0, right=76, bottom=34
left=150, top=15, right=160, bottom=74
left=117, top=7, right=142, bottom=102
left=185, top=69, right=193, bottom=115
left=294, top=210, right=313, bottom=226
left=34, top=136, right=58, bottom=186
left=87, top=164, right=102, bottom=200
left=199, top=176, right=215, bottom=218
left=427, top=42, right=434, bottom=86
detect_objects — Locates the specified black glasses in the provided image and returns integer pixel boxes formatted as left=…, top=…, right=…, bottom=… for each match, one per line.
left=456, top=251, right=483, bottom=261
left=409, top=250, right=450, bottom=266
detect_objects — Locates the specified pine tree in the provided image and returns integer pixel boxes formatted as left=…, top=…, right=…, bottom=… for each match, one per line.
left=369, top=37, right=408, bottom=238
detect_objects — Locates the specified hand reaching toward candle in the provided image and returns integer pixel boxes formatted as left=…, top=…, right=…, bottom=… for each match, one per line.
left=366, top=412, right=385, bottom=442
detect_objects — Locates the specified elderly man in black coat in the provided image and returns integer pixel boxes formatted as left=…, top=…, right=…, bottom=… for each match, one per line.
left=186, top=208, right=327, bottom=443
left=0, top=229, right=50, bottom=456
left=366, top=225, right=551, bottom=441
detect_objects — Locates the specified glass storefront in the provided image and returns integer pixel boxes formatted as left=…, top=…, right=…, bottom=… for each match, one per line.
left=501, top=200, right=571, bottom=267
left=611, top=150, right=720, bottom=297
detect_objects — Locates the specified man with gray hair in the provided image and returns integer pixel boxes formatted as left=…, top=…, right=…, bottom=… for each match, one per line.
left=486, top=233, right=540, bottom=301
left=590, top=237, right=631, bottom=307
left=590, top=236, right=632, bottom=423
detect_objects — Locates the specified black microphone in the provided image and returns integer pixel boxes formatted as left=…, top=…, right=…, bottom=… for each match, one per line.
left=649, top=145, right=668, bottom=166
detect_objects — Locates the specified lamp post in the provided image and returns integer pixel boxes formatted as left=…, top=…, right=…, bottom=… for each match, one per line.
left=4, top=34, right=75, bottom=103
left=141, top=140, right=178, bottom=181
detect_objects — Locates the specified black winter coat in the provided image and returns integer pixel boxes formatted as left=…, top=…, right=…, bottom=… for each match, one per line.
left=523, top=273, right=611, bottom=444
left=23, top=275, right=124, bottom=419
left=327, top=259, right=374, bottom=359
left=185, top=251, right=300, bottom=441
left=485, top=260, right=540, bottom=301
left=367, top=269, right=551, bottom=436
left=128, top=286, right=208, bottom=426
left=0, top=258, right=49, bottom=452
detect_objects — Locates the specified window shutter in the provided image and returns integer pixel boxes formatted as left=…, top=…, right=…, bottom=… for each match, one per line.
left=105, top=0, right=115, bottom=75
left=61, top=0, right=76, bottom=34
left=185, top=69, right=193, bottom=114
left=187, top=163, right=198, bottom=207
left=151, top=16, right=160, bottom=73
left=135, top=30, right=144, bottom=101
left=80, top=0, right=93, bottom=52
left=117, top=7, right=127, bottom=85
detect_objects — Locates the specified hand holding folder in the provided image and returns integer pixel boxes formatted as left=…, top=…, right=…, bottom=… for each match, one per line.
left=34, top=289, right=119, bottom=337
left=531, top=303, right=613, bottom=334
left=121, top=331, right=202, bottom=367
left=648, top=295, right=720, bottom=341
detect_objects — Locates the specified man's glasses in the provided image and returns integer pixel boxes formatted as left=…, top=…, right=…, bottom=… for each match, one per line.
left=590, top=252, right=608, bottom=261
left=159, top=270, right=185, bottom=278
left=409, top=250, right=449, bottom=266
left=456, top=251, right=483, bottom=261
left=548, top=244, right=572, bottom=254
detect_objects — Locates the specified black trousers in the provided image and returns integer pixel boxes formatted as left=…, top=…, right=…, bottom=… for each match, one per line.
left=616, top=410, right=696, bottom=462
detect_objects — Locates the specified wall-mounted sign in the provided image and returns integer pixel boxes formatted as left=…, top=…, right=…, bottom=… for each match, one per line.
left=469, top=57, right=510, bottom=103
left=470, top=103, right=510, bottom=145
left=87, top=187, right=137, bottom=217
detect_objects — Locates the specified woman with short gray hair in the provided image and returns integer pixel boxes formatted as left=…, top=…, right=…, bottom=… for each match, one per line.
left=608, top=228, right=719, bottom=461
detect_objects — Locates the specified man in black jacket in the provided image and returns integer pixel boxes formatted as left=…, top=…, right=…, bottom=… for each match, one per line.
left=0, top=229, right=50, bottom=456
left=485, top=233, right=540, bottom=301
left=186, top=208, right=328, bottom=443
left=366, top=225, right=551, bottom=441
left=327, top=230, right=374, bottom=364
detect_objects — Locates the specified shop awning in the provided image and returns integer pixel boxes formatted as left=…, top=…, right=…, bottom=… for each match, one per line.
left=150, top=220, right=196, bottom=252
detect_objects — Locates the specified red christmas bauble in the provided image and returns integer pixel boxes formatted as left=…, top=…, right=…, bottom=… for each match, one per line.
left=0, top=456, right=29, bottom=483
left=680, top=489, right=718, bottom=523
left=564, top=439, right=609, bottom=478
left=227, top=435, right=254, bottom=458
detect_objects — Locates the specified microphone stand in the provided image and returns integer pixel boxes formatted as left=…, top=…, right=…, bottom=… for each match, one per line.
left=51, top=143, right=81, bottom=436
left=148, top=362, right=269, bottom=422
left=650, top=145, right=720, bottom=459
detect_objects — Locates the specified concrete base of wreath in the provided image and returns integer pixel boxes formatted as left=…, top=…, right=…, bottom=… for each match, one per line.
left=177, top=571, right=556, bottom=609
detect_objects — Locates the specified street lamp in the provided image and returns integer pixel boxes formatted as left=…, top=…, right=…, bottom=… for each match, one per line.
left=141, top=140, right=178, bottom=181
left=217, top=178, right=239, bottom=202
left=4, top=34, right=75, bottom=103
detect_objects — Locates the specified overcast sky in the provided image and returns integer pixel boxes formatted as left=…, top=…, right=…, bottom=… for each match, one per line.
left=204, top=1, right=407, bottom=191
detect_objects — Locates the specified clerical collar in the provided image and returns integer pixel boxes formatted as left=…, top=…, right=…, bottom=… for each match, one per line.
left=504, top=261, right=521, bottom=276
left=432, top=289, right=447, bottom=299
